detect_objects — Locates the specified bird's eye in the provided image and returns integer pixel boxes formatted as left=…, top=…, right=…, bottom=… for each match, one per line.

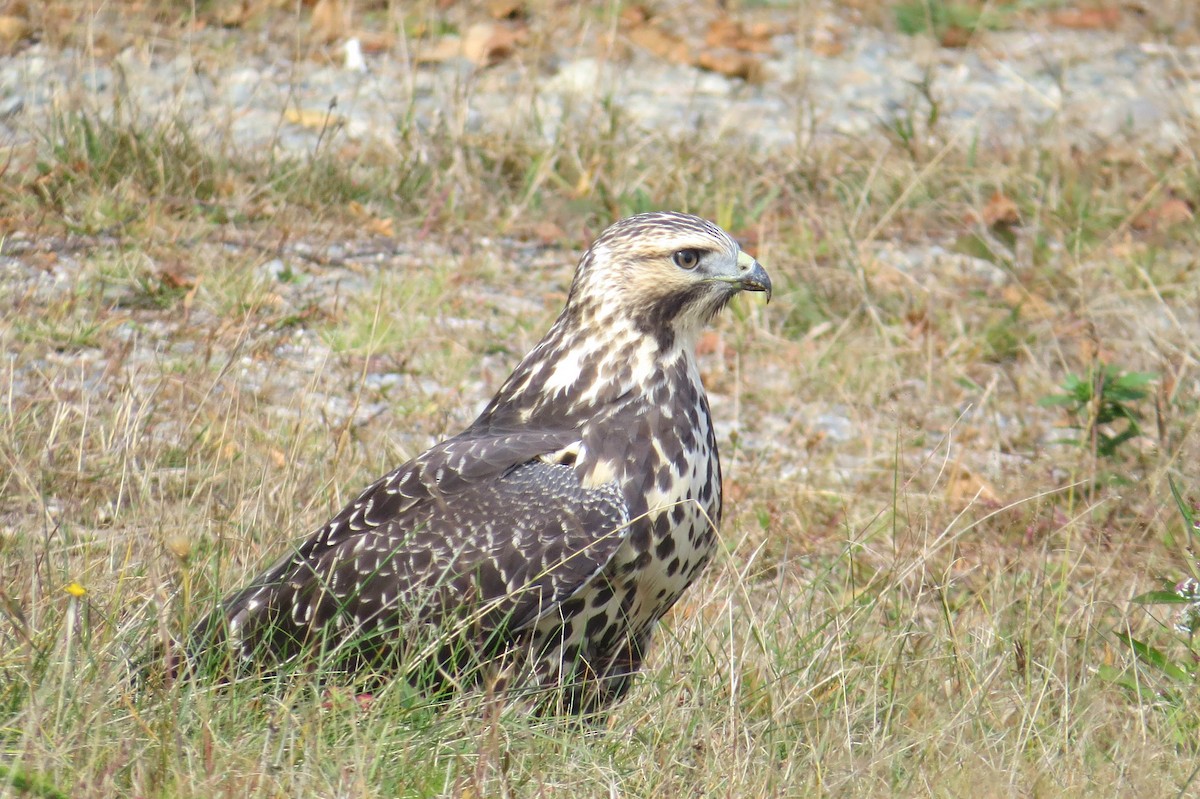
left=672, top=249, right=702, bottom=270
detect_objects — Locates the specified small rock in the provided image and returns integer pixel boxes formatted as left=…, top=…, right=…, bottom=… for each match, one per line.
left=0, top=93, right=22, bottom=119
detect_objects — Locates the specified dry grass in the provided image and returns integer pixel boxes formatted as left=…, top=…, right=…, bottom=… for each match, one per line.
left=2, top=1, right=1200, bottom=797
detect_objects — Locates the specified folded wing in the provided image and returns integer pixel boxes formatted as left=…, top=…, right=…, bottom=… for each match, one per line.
left=189, top=429, right=630, bottom=672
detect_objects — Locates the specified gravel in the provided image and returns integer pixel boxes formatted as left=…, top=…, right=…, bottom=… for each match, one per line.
left=1, top=9, right=1197, bottom=158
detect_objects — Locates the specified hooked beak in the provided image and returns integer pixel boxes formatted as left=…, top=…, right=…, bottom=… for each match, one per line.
left=734, top=250, right=772, bottom=302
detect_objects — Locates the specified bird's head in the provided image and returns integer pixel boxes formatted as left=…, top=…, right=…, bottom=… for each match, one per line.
left=564, top=212, right=771, bottom=348
left=474, top=212, right=770, bottom=429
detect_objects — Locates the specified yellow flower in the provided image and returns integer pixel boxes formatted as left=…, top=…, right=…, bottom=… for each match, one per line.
left=64, top=582, right=87, bottom=598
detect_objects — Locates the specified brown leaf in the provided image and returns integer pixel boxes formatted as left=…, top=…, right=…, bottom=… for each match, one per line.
left=158, top=262, right=195, bottom=290
left=939, top=25, right=972, bottom=48
left=348, top=201, right=395, bottom=237
left=367, top=216, right=394, bottom=237
left=697, top=50, right=762, bottom=82
left=461, top=22, right=523, bottom=66
left=419, top=22, right=524, bottom=67
left=705, top=15, right=778, bottom=54
left=356, top=32, right=394, bottom=53
left=0, top=14, right=32, bottom=53
left=982, top=191, right=1020, bottom=227
left=1048, top=6, right=1121, bottom=30
left=627, top=21, right=690, bottom=64
left=705, top=16, right=740, bottom=47
left=747, top=22, right=779, bottom=40
left=310, top=0, right=347, bottom=43
left=1132, top=197, right=1194, bottom=231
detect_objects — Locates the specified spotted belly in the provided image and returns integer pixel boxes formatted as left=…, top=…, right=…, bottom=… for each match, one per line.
left=522, top=422, right=721, bottom=712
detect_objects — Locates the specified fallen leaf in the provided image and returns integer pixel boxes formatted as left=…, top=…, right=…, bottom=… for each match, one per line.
left=158, top=262, right=194, bottom=289
left=1132, top=197, right=1194, bottom=231
left=705, top=16, right=776, bottom=54
left=461, top=22, right=524, bottom=66
left=626, top=21, right=690, bottom=64
left=939, top=25, right=972, bottom=48
left=366, top=216, right=395, bottom=237
left=982, top=191, right=1020, bottom=227
left=348, top=201, right=394, bottom=236
left=747, top=22, right=780, bottom=40
left=356, top=31, right=394, bottom=53
left=705, top=16, right=740, bottom=48
left=310, top=0, right=347, bottom=44
left=0, top=14, right=32, bottom=53
left=418, top=22, right=524, bottom=67
left=1048, top=6, right=1120, bottom=30
left=697, top=50, right=763, bottom=82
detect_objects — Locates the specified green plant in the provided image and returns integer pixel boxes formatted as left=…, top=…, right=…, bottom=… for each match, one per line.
left=1101, top=479, right=1199, bottom=705
left=1039, top=363, right=1157, bottom=459
left=893, top=0, right=1010, bottom=39
left=877, top=70, right=941, bottom=161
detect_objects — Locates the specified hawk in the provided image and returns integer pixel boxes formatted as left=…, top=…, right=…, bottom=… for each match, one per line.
left=172, top=212, right=770, bottom=714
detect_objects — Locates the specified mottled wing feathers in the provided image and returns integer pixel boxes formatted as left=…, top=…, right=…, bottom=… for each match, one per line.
left=192, top=429, right=630, bottom=668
